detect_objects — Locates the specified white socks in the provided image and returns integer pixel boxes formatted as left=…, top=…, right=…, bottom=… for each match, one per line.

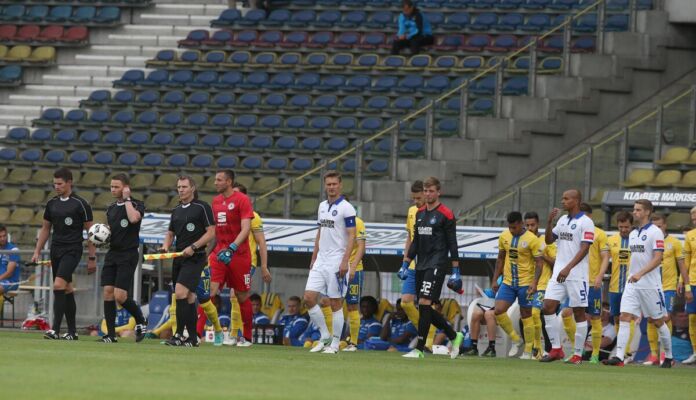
left=544, top=314, right=561, bottom=349
left=331, top=309, right=344, bottom=350
left=308, top=305, right=330, bottom=340
left=616, top=320, right=631, bottom=360
left=658, top=323, right=673, bottom=359
left=574, top=321, right=588, bottom=356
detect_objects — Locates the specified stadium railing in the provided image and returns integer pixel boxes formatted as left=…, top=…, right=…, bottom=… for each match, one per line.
left=459, top=84, right=696, bottom=227
left=253, top=0, right=653, bottom=218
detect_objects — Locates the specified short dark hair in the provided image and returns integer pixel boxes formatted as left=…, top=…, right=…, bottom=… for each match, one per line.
left=616, top=211, right=633, bottom=224
left=217, top=169, right=235, bottom=182
left=249, top=293, right=261, bottom=303
left=651, top=213, right=666, bottom=223
left=680, top=225, right=692, bottom=233
left=360, top=295, right=379, bottom=312
left=177, top=175, right=199, bottom=200
left=288, top=296, right=301, bottom=304
left=423, top=176, right=441, bottom=190
left=507, top=211, right=523, bottom=224
left=0, top=225, right=6, bottom=234
left=411, top=180, right=424, bottom=193
left=323, top=170, right=342, bottom=182
left=54, top=167, right=72, bottom=182
left=579, top=202, right=592, bottom=214
left=635, top=199, right=653, bottom=213
left=233, top=182, right=247, bottom=194
left=111, top=173, right=130, bottom=185
left=523, top=211, right=539, bottom=222
left=402, top=0, right=414, bottom=7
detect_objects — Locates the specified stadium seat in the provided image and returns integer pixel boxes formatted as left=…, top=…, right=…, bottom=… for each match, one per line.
left=94, top=7, right=121, bottom=24
left=647, top=170, right=681, bottom=188
left=63, top=26, right=88, bottom=43
left=211, top=8, right=241, bottom=26
left=0, top=5, right=25, bottom=22
left=72, top=6, right=97, bottom=23
left=621, top=168, right=654, bottom=188
left=674, top=170, right=696, bottom=188
left=46, top=6, right=73, bottom=23
left=15, top=25, right=40, bottom=42
left=656, top=147, right=690, bottom=165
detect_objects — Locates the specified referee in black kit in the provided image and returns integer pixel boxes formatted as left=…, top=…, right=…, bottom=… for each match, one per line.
left=402, top=176, right=464, bottom=359
left=100, top=173, right=148, bottom=343
left=159, top=175, right=215, bottom=347
left=32, top=167, right=97, bottom=340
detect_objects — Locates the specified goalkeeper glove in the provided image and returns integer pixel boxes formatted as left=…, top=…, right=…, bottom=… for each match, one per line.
left=397, top=261, right=409, bottom=281
left=447, top=267, right=463, bottom=294
left=216, top=243, right=238, bottom=265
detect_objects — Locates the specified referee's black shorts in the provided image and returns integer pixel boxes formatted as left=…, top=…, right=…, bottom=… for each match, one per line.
left=50, top=244, right=83, bottom=283
left=101, top=249, right=139, bottom=291
left=172, top=252, right=206, bottom=293
left=416, top=267, right=448, bottom=302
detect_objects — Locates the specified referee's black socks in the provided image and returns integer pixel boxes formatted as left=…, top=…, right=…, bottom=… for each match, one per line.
left=121, top=298, right=146, bottom=325
left=52, top=289, right=66, bottom=334
left=65, top=292, right=77, bottom=335
left=104, top=300, right=117, bottom=337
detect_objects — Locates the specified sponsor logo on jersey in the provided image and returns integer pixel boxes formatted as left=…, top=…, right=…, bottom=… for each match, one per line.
left=641, top=235, right=647, bottom=241
left=319, top=219, right=335, bottom=228
left=186, top=223, right=195, bottom=232
left=418, top=226, right=433, bottom=236
left=559, top=232, right=573, bottom=241
left=332, top=210, right=338, bottom=217
left=630, top=244, right=645, bottom=253
left=571, top=224, right=577, bottom=230
left=217, top=211, right=227, bottom=223
left=64, top=217, right=73, bottom=226
left=120, top=219, right=128, bottom=228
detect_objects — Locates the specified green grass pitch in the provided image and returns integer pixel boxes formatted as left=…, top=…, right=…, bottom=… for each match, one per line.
left=2, top=331, right=695, bottom=400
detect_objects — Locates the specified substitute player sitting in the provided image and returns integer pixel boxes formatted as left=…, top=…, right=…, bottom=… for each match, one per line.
left=491, top=211, right=543, bottom=359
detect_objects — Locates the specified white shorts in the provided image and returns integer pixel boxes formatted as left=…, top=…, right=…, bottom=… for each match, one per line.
left=304, top=263, right=347, bottom=299
left=620, top=284, right=667, bottom=319
left=545, top=280, right=589, bottom=308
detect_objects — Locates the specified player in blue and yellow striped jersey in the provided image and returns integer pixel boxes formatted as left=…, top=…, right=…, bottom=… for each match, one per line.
left=524, top=212, right=555, bottom=359
left=597, top=211, right=635, bottom=357
left=492, top=211, right=543, bottom=360
left=342, top=215, right=367, bottom=351
left=398, top=180, right=425, bottom=327
left=676, top=209, right=696, bottom=364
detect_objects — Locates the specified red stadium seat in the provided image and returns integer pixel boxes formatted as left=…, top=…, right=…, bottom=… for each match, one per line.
left=62, top=26, right=88, bottom=43
left=0, top=24, right=17, bottom=41
left=36, top=25, right=64, bottom=43
left=14, top=25, right=40, bottom=43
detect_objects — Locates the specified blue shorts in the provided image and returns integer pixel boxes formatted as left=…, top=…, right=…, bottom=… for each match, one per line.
left=585, top=287, right=602, bottom=316
left=196, top=265, right=211, bottom=302
left=495, top=283, right=533, bottom=308
left=686, top=286, right=696, bottom=313
left=346, top=271, right=364, bottom=305
left=532, top=290, right=545, bottom=309
left=401, top=268, right=416, bottom=296
left=663, top=290, right=676, bottom=314
left=0, top=280, right=18, bottom=292
left=609, top=292, right=622, bottom=317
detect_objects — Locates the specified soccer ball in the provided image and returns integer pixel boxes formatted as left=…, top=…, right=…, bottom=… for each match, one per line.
left=88, top=223, right=111, bottom=246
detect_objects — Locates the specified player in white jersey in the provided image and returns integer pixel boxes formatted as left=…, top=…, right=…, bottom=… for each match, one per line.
left=303, top=170, right=357, bottom=354
left=604, top=199, right=673, bottom=368
left=540, top=189, right=595, bottom=364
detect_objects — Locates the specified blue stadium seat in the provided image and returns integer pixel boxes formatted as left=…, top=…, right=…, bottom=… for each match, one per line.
left=226, top=135, right=246, bottom=149
left=330, top=53, right=354, bottom=69
left=241, top=71, right=268, bottom=89
left=301, top=137, right=322, bottom=152
left=539, top=57, right=562, bottom=72
left=31, top=128, right=52, bottom=141
left=342, top=159, right=356, bottom=173
left=85, top=89, right=111, bottom=105
left=79, top=130, right=100, bottom=144
left=523, top=0, right=551, bottom=9
left=256, top=30, right=283, bottom=47
left=162, top=90, right=185, bottom=106
left=167, top=154, right=188, bottom=168
left=64, top=109, right=86, bottom=125
left=339, top=10, right=367, bottom=28
left=46, top=5, right=72, bottom=22
left=397, top=74, right=423, bottom=93
left=112, top=110, right=134, bottom=126
left=408, top=54, right=431, bottom=69
left=178, top=50, right=200, bottom=65
left=38, top=108, right=63, bottom=125
left=118, top=152, right=139, bottom=166
left=367, top=159, right=388, bottom=173
left=366, top=11, right=392, bottom=29
left=136, top=90, right=159, bottom=106
left=312, top=95, right=337, bottom=110
left=250, top=135, right=273, bottom=150
left=294, top=72, right=320, bottom=90
left=265, top=71, right=294, bottom=90
left=291, top=158, right=313, bottom=171
left=316, top=10, right=341, bottom=28
left=128, top=131, right=150, bottom=146
left=605, top=14, right=628, bottom=31
left=281, top=33, right=307, bottom=49
left=186, top=113, right=209, bottom=128
left=308, top=31, right=333, bottom=48
left=366, top=96, right=389, bottom=112
left=87, top=110, right=110, bottom=126
left=211, top=9, right=241, bottom=26
left=574, top=13, right=597, bottom=32
left=113, top=89, right=134, bottom=104
left=310, top=116, right=332, bottom=131
left=72, top=6, right=96, bottom=23
left=232, top=30, right=258, bottom=46
left=573, top=36, right=595, bottom=52
left=143, top=153, right=164, bottom=167
left=191, top=154, right=213, bottom=168
left=212, top=92, right=235, bottom=107
left=238, top=9, right=266, bottom=26
left=69, top=150, right=90, bottom=164
left=217, top=155, right=238, bottom=169
left=285, top=115, right=307, bottom=131
left=263, top=93, right=286, bottom=109
left=211, top=113, right=233, bottom=129
left=94, top=7, right=120, bottom=24
left=199, top=133, right=221, bottom=149
left=289, top=94, right=311, bottom=109
left=45, top=149, right=66, bottom=164
left=252, top=52, right=276, bottom=67
left=263, top=9, right=290, bottom=27
left=326, top=137, right=349, bottom=152
left=470, top=0, right=497, bottom=8
left=335, top=32, right=360, bottom=49
left=318, top=74, right=345, bottom=91
left=235, top=114, right=257, bottom=130
left=549, top=0, right=577, bottom=10
left=275, top=136, right=297, bottom=151
left=345, top=75, right=371, bottom=92
left=7, top=127, right=29, bottom=141
left=188, top=91, right=210, bottom=107
left=289, top=9, right=315, bottom=27
left=238, top=92, right=261, bottom=108
left=487, top=34, right=518, bottom=52
left=25, top=5, right=49, bottom=22
left=152, top=132, right=174, bottom=146
left=424, top=11, right=444, bottom=27
left=140, top=69, right=168, bottom=87
left=136, top=110, right=158, bottom=126
left=212, top=71, right=243, bottom=89
left=401, top=139, right=424, bottom=155
left=179, top=29, right=209, bottom=46
left=200, top=51, right=225, bottom=66
left=470, top=75, right=495, bottom=95
left=164, top=70, right=193, bottom=88
left=335, top=116, right=357, bottom=132
left=0, top=5, right=25, bottom=22
left=205, top=30, right=233, bottom=46
left=495, top=13, right=523, bottom=31
left=358, top=117, right=383, bottom=133
left=393, top=96, right=416, bottom=111
left=339, top=95, right=364, bottom=111
left=521, top=13, right=551, bottom=32
left=260, top=115, right=283, bottom=131
left=241, top=156, right=263, bottom=169
left=104, top=130, right=125, bottom=144
left=94, top=151, right=115, bottom=165
left=0, top=148, right=17, bottom=161
left=470, top=12, right=497, bottom=30
left=161, top=112, right=184, bottom=127
left=266, top=157, right=288, bottom=170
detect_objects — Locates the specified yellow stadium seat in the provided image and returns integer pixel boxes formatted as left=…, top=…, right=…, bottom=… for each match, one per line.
left=666, top=212, right=690, bottom=231
left=19, top=188, right=47, bottom=206
left=440, top=298, right=462, bottom=328
left=655, top=147, right=690, bottom=165
left=31, top=168, right=55, bottom=185
left=375, top=298, right=394, bottom=323
left=80, top=171, right=105, bottom=187
left=682, top=150, right=696, bottom=166
left=0, top=45, right=7, bottom=58
left=26, top=46, right=56, bottom=64
left=260, top=292, right=284, bottom=324
left=93, top=210, right=107, bottom=224
left=145, top=193, right=169, bottom=211
left=130, top=174, right=155, bottom=189
left=0, top=188, right=21, bottom=204
left=621, top=168, right=654, bottom=188
left=6, top=167, right=31, bottom=184
left=675, top=170, right=696, bottom=188
left=94, top=191, right=113, bottom=209
left=8, top=208, right=35, bottom=225
left=647, top=170, right=681, bottom=188
left=154, top=173, right=178, bottom=190
left=0, top=45, right=31, bottom=61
